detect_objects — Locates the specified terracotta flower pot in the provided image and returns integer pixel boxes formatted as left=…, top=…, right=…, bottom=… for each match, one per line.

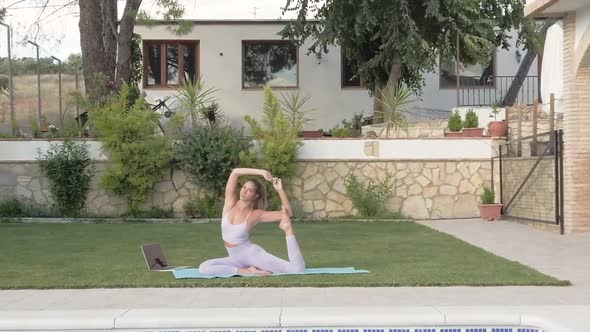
left=299, top=130, right=324, bottom=138
left=445, top=131, right=463, bottom=137
left=479, top=203, right=503, bottom=221
left=462, top=127, right=484, bottom=137
left=488, top=121, right=507, bottom=137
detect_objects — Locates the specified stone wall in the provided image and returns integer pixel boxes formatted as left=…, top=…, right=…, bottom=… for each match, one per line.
left=0, top=159, right=491, bottom=220
left=293, top=160, right=491, bottom=219
left=0, top=162, right=206, bottom=217
left=499, top=158, right=556, bottom=222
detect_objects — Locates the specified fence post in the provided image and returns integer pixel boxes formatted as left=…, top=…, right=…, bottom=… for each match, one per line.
left=550, top=93, right=555, bottom=133
left=0, top=22, right=15, bottom=135
left=517, top=106, right=523, bottom=157
left=75, top=70, right=80, bottom=119
left=532, top=99, right=538, bottom=156
left=51, top=56, right=63, bottom=129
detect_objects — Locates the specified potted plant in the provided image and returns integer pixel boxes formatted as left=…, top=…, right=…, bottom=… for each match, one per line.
left=488, top=103, right=507, bottom=137
left=479, top=186, right=502, bottom=221
left=445, top=110, right=463, bottom=137
left=462, top=109, right=484, bottom=137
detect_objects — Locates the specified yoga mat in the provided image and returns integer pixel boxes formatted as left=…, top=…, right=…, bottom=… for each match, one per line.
left=173, top=267, right=369, bottom=279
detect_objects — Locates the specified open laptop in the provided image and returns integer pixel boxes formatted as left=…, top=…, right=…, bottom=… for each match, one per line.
left=141, top=244, right=191, bottom=272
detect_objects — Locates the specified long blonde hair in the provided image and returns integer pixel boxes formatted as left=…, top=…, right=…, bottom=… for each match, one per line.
left=245, top=179, right=268, bottom=210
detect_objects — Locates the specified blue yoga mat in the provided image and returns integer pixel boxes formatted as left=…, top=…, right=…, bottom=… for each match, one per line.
left=173, top=267, right=369, bottom=279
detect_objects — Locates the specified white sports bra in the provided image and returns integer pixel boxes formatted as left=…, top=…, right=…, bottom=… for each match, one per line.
left=221, top=208, right=252, bottom=245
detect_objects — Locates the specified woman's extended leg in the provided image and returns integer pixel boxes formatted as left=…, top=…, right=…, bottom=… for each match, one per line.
left=198, top=256, right=243, bottom=275
left=244, top=236, right=305, bottom=274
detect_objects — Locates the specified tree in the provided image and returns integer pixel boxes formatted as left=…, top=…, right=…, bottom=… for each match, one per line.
left=76, top=0, right=187, bottom=103
left=280, top=0, right=535, bottom=115
left=502, top=19, right=553, bottom=106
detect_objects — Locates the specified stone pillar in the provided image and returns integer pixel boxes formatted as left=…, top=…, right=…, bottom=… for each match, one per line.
left=562, top=12, right=590, bottom=233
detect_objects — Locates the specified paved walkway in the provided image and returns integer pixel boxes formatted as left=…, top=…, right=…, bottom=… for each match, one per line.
left=1, top=218, right=589, bottom=310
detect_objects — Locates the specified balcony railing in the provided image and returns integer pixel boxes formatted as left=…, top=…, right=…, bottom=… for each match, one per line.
left=457, top=75, right=539, bottom=107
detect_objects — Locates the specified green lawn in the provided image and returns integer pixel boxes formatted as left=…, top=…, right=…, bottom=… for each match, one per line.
left=0, top=221, right=569, bottom=289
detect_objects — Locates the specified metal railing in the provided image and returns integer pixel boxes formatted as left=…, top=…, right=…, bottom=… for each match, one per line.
left=458, top=75, right=539, bottom=107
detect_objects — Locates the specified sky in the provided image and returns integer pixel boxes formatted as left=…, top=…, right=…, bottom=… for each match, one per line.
left=0, top=0, right=298, bottom=60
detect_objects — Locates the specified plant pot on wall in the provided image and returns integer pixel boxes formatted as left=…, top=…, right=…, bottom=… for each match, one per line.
left=445, top=131, right=463, bottom=137
left=479, top=203, right=503, bottom=221
left=462, top=128, right=484, bottom=137
left=299, top=130, right=324, bottom=138
left=488, top=121, right=507, bottom=137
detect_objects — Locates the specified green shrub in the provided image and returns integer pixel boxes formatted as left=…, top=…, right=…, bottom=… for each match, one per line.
left=463, top=109, right=479, bottom=128
left=195, top=195, right=222, bottom=218
left=448, top=110, right=463, bottom=132
left=91, top=83, right=172, bottom=213
left=37, top=139, right=95, bottom=215
left=331, top=126, right=351, bottom=137
left=174, top=124, right=249, bottom=195
left=0, top=198, right=57, bottom=218
left=345, top=174, right=394, bottom=217
left=31, top=118, right=41, bottom=138
left=241, top=86, right=302, bottom=180
left=124, top=207, right=174, bottom=219
left=183, top=200, right=199, bottom=218
left=481, top=186, right=495, bottom=204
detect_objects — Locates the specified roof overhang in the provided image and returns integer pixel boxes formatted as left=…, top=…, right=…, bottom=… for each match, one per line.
left=525, top=0, right=590, bottom=17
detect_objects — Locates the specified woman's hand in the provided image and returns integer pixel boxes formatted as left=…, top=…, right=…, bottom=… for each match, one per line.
left=272, top=177, right=284, bottom=191
left=263, top=170, right=273, bottom=182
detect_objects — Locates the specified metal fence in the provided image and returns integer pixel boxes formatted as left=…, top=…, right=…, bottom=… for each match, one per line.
left=458, top=75, right=539, bottom=107
left=1, top=22, right=83, bottom=137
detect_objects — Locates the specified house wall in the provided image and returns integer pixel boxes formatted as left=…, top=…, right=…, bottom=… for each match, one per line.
left=417, top=30, right=539, bottom=111
left=134, top=23, right=373, bottom=133
left=135, top=22, right=536, bottom=132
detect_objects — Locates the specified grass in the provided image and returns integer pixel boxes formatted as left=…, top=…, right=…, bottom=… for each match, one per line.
left=0, top=74, right=82, bottom=128
left=0, top=220, right=569, bottom=289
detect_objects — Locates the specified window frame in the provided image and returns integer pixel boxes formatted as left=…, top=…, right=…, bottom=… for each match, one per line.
left=241, top=40, right=299, bottom=90
left=341, top=50, right=364, bottom=89
left=142, top=40, right=200, bottom=89
left=439, top=51, right=497, bottom=90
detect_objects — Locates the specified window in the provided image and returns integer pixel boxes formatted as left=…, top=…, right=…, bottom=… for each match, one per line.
left=242, top=41, right=298, bottom=88
left=342, top=52, right=361, bottom=87
left=439, top=55, right=495, bottom=89
left=143, top=41, right=199, bottom=88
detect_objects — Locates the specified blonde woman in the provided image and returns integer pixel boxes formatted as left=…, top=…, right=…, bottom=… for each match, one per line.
left=198, top=168, right=305, bottom=275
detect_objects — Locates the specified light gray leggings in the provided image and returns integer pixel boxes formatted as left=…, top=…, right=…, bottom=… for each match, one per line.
left=199, top=235, right=305, bottom=275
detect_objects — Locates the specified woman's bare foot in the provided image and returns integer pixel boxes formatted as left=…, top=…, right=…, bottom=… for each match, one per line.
left=279, top=206, right=294, bottom=236
left=239, top=266, right=271, bottom=275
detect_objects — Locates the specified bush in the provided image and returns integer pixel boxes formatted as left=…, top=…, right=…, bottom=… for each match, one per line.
left=37, top=139, right=95, bottom=215
left=344, top=174, right=394, bottom=217
left=91, top=83, right=172, bottom=213
left=331, top=126, right=351, bottom=137
left=448, top=110, right=463, bottom=132
left=463, top=109, right=479, bottom=128
left=124, top=207, right=174, bottom=219
left=0, top=198, right=57, bottom=218
left=183, top=200, right=199, bottom=218
left=481, top=186, right=495, bottom=204
left=200, top=195, right=223, bottom=218
left=241, top=86, right=302, bottom=180
left=174, top=124, right=249, bottom=195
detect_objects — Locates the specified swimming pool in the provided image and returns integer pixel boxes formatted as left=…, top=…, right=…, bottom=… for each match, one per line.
left=1, top=306, right=588, bottom=332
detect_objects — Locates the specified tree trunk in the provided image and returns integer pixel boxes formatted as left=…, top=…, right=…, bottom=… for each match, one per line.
left=502, top=21, right=553, bottom=106
left=116, top=0, right=143, bottom=85
left=78, top=0, right=117, bottom=102
left=372, top=63, right=402, bottom=123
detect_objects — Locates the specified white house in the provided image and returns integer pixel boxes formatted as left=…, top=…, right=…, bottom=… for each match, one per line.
left=135, top=20, right=538, bottom=131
